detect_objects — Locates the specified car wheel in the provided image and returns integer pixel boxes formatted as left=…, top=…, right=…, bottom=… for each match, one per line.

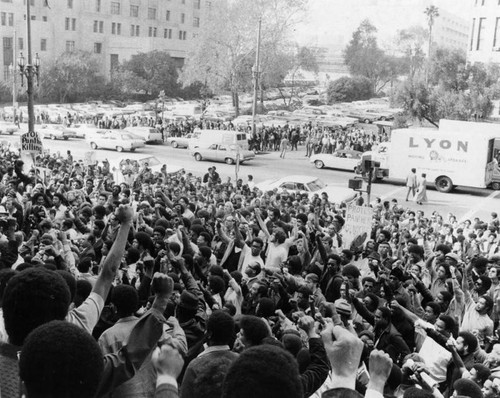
left=171, top=141, right=178, bottom=148
left=435, top=176, right=453, bottom=193
left=63, top=137, right=69, bottom=140
left=492, top=182, right=500, bottom=190
left=130, top=148, right=136, bottom=152
left=90, top=142, right=97, bottom=149
left=226, top=158, right=234, bottom=165
left=364, top=119, right=371, bottom=124
left=116, top=146, right=124, bottom=152
left=9, top=132, right=13, bottom=135
left=380, top=116, right=386, bottom=121
left=50, top=134, right=55, bottom=140
left=315, top=160, right=324, bottom=169
left=194, top=153, right=202, bottom=161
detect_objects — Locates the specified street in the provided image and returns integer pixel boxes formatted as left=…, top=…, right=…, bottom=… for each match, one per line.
left=5, top=133, right=499, bottom=223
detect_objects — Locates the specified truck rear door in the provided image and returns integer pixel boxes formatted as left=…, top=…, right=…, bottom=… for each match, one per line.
left=485, top=138, right=497, bottom=186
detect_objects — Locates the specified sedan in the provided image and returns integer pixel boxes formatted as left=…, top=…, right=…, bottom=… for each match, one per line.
left=71, top=123, right=101, bottom=139
left=37, top=124, right=77, bottom=140
left=191, top=144, right=255, bottom=165
left=167, top=133, right=199, bottom=149
left=310, top=150, right=362, bottom=172
left=87, top=131, right=145, bottom=152
left=0, top=121, right=19, bottom=135
left=255, top=175, right=357, bottom=203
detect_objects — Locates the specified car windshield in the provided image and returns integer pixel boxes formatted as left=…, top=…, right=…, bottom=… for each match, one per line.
left=121, top=133, right=139, bottom=140
left=306, top=179, right=326, bottom=192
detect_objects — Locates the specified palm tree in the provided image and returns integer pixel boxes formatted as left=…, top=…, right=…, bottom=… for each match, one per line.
left=424, top=5, right=439, bottom=85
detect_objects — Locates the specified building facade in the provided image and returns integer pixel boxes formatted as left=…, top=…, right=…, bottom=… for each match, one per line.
left=468, top=0, right=500, bottom=64
left=432, top=8, right=469, bottom=52
left=0, top=0, right=204, bottom=81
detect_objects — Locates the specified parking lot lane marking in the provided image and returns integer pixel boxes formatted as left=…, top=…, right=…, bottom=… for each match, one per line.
left=459, top=190, right=500, bottom=223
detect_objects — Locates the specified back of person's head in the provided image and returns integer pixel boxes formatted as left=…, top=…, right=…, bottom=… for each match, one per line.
left=55, top=270, right=77, bottom=303
left=256, top=298, right=276, bottom=318
left=111, top=285, right=139, bottom=318
left=221, top=345, right=302, bottom=398
left=207, top=310, right=235, bottom=346
left=0, top=268, right=16, bottom=305
left=74, top=279, right=92, bottom=308
left=77, top=257, right=92, bottom=273
left=453, top=378, right=483, bottom=398
left=458, top=331, right=479, bottom=354
left=239, top=315, right=270, bottom=347
left=19, top=320, right=104, bottom=398
left=471, top=363, right=491, bottom=385
left=3, top=268, right=71, bottom=346
left=208, top=275, right=226, bottom=295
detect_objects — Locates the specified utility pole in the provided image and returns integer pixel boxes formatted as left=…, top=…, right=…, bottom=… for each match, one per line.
left=12, top=29, right=17, bottom=122
left=251, top=18, right=262, bottom=137
left=26, top=0, right=35, bottom=135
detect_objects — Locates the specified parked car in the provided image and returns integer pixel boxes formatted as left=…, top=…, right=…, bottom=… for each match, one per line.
left=191, top=143, right=255, bottom=165
left=343, top=108, right=377, bottom=124
left=167, top=132, right=199, bottom=149
left=86, top=131, right=145, bottom=152
left=124, top=127, right=163, bottom=144
left=71, top=123, right=101, bottom=139
left=37, top=124, right=77, bottom=140
left=0, top=121, right=18, bottom=135
left=310, top=150, right=362, bottom=172
left=255, top=175, right=357, bottom=203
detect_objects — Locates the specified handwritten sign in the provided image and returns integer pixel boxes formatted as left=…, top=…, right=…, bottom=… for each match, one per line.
left=342, top=204, right=373, bottom=249
left=21, top=131, right=43, bottom=154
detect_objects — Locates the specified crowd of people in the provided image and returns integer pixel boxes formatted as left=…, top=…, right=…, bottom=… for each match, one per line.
left=0, top=137, right=497, bottom=398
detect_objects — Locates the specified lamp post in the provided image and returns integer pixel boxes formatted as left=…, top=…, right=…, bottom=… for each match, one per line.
left=251, top=18, right=262, bottom=138
left=17, top=0, right=40, bottom=135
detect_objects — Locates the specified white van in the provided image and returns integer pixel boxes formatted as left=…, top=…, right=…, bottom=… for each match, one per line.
left=124, top=127, right=163, bottom=144
left=172, top=103, right=203, bottom=119
left=190, top=129, right=248, bottom=150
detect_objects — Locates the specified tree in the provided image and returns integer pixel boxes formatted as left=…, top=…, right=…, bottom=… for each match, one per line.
left=429, top=47, right=468, bottom=92
left=343, top=19, right=400, bottom=92
left=327, top=76, right=373, bottom=103
left=424, top=5, right=439, bottom=84
left=395, top=78, right=438, bottom=126
left=179, top=0, right=307, bottom=116
left=39, top=51, right=106, bottom=103
left=395, top=26, right=427, bottom=79
left=121, top=50, right=181, bottom=97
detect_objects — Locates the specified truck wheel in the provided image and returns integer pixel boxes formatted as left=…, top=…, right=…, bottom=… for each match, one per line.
left=435, top=176, right=453, bottom=193
left=226, top=158, right=234, bottom=165
left=194, top=153, right=202, bottom=161
left=315, top=160, right=324, bottom=169
left=492, top=182, right=500, bottom=190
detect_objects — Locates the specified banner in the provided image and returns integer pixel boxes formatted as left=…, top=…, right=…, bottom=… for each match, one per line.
left=20, top=131, right=43, bottom=154
left=342, top=204, right=373, bottom=250
left=83, top=151, right=96, bottom=166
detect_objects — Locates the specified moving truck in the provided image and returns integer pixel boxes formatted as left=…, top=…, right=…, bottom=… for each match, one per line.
left=190, top=129, right=249, bottom=150
left=357, top=119, right=500, bottom=193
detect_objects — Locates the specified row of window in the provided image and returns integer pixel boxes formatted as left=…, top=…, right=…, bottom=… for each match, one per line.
left=474, top=0, right=500, bottom=5
left=108, top=0, right=200, bottom=15
left=0, top=13, right=14, bottom=26
left=470, top=17, right=500, bottom=51
left=92, top=21, right=198, bottom=35
left=2, top=36, right=46, bottom=52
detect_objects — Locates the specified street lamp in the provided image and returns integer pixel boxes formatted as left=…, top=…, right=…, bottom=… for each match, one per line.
left=18, top=52, right=40, bottom=87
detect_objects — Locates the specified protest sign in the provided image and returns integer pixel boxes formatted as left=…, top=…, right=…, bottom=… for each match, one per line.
left=342, top=204, right=373, bottom=250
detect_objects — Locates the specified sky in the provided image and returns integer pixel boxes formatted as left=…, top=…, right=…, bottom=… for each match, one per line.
left=293, top=0, right=473, bottom=51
